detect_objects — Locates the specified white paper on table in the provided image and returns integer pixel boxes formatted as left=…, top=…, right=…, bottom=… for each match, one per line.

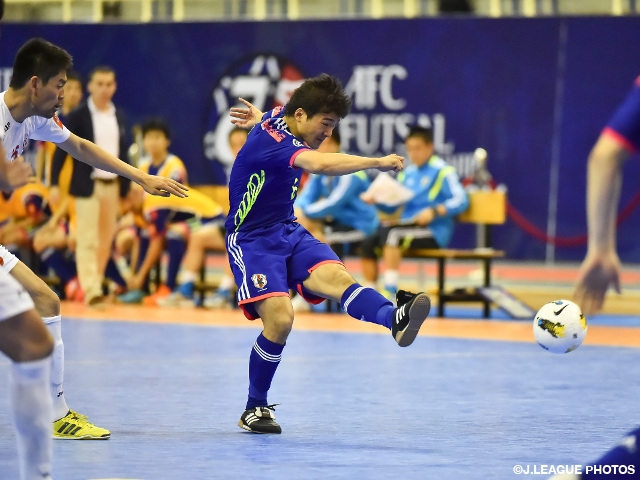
left=365, top=172, right=415, bottom=207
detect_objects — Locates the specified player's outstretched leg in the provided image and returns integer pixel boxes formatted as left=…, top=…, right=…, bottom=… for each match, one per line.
left=8, top=261, right=111, bottom=440
left=340, top=284, right=431, bottom=347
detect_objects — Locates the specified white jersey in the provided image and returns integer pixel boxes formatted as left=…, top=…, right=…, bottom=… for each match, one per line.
left=0, top=90, right=70, bottom=161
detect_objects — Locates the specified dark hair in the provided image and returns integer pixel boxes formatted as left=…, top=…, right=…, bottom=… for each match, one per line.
left=141, top=117, right=171, bottom=140
left=285, top=73, right=352, bottom=119
left=65, top=69, right=83, bottom=87
left=89, top=65, right=116, bottom=82
left=10, top=38, right=73, bottom=89
left=406, top=125, right=433, bottom=144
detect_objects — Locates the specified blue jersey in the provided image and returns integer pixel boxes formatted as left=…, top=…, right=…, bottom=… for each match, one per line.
left=225, top=107, right=310, bottom=233
left=603, top=75, right=640, bottom=153
left=295, top=171, right=379, bottom=236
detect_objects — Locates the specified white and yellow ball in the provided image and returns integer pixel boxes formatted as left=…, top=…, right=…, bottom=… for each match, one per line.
left=533, top=300, right=587, bottom=354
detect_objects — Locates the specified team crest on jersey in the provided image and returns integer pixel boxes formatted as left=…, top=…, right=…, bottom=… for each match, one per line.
left=251, top=273, right=268, bottom=290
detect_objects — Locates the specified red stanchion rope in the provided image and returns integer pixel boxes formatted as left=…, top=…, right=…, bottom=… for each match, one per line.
left=505, top=189, right=640, bottom=247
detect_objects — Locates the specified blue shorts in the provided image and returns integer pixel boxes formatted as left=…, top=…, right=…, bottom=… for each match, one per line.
left=226, top=222, right=342, bottom=320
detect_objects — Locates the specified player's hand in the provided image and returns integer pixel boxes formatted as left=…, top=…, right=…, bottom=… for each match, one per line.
left=414, top=207, right=436, bottom=226
left=0, top=156, right=33, bottom=190
left=360, top=192, right=375, bottom=204
left=573, top=249, right=622, bottom=315
left=377, top=154, right=404, bottom=173
left=139, top=174, right=188, bottom=198
left=230, top=98, right=264, bottom=129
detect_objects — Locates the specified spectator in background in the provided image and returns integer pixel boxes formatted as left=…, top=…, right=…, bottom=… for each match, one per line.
left=35, top=70, right=83, bottom=185
left=116, top=117, right=188, bottom=305
left=158, top=125, right=247, bottom=309
left=51, top=66, right=129, bottom=308
left=360, top=126, right=469, bottom=300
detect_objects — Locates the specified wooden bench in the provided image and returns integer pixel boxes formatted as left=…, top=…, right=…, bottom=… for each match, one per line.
left=404, top=247, right=504, bottom=317
left=405, top=189, right=507, bottom=318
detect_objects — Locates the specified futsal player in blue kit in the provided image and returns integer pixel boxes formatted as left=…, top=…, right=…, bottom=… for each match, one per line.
left=227, top=74, right=432, bottom=434
left=550, top=77, right=640, bottom=479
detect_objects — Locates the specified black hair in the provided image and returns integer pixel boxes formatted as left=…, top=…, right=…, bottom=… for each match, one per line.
left=284, top=73, right=352, bottom=119
left=141, top=117, right=171, bottom=140
left=10, top=38, right=73, bottom=89
left=406, top=125, right=433, bottom=144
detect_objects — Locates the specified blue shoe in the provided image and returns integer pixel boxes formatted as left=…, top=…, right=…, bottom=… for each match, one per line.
left=117, top=289, right=146, bottom=304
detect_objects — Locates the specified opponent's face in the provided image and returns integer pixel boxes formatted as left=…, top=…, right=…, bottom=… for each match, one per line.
left=143, top=130, right=170, bottom=159
left=33, top=71, right=66, bottom=119
left=88, top=71, right=117, bottom=108
left=295, top=110, right=340, bottom=149
left=62, top=79, right=83, bottom=112
left=405, top=136, right=433, bottom=167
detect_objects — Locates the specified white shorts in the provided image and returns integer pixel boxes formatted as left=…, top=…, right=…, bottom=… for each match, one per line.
left=0, top=243, right=19, bottom=273
left=0, top=269, right=35, bottom=322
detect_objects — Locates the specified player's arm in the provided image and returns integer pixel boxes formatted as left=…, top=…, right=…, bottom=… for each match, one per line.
left=574, top=134, right=630, bottom=314
left=294, top=150, right=404, bottom=176
left=56, top=133, right=188, bottom=198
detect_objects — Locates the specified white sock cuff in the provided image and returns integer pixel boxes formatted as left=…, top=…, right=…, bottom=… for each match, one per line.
left=383, top=270, right=399, bottom=288
left=42, top=315, right=61, bottom=326
left=219, top=275, right=235, bottom=291
left=180, top=270, right=198, bottom=284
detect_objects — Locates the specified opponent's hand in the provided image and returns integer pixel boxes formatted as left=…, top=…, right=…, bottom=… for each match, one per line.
left=139, top=174, right=189, bottom=198
left=573, top=249, right=622, bottom=315
left=414, top=207, right=436, bottom=226
left=377, top=154, right=404, bottom=173
left=0, top=156, right=33, bottom=190
left=360, top=192, right=375, bottom=204
left=230, top=98, right=264, bottom=129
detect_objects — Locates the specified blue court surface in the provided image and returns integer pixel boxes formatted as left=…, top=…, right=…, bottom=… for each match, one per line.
left=1, top=314, right=639, bottom=480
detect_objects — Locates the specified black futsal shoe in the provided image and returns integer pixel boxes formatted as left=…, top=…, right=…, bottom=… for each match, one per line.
left=392, top=290, right=432, bottom=347
left=238, top=405, right=282, bottom=434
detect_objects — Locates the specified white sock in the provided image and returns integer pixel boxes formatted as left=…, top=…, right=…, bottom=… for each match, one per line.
left=219, top=274, right=235, bottom=291
left=10, top=357, right=54, bottom=480
left=43, top=315, right=69, bottom=421
left=383, top=270, right=399, bottom=290
left=180, top=270, right=197, bottom=285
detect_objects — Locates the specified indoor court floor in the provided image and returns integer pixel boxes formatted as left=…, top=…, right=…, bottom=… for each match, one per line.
left=1, top=259, right=639, bottom=480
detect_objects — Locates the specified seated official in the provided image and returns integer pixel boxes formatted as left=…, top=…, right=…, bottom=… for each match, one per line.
left=360, top=126, right=469, bottom=299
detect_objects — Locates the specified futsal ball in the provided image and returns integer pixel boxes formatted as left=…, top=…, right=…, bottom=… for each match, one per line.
left=533, top=300, right=587, bottom=354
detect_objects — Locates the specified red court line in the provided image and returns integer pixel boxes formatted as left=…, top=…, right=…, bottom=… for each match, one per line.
left=61, top=303, right=640, bottom=349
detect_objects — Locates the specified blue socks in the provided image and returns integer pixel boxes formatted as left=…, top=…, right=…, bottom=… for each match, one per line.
left=105, top=258, right=126, bottom=287
left=341, top=283, right=395, bottom=330
left=246, top=333, right=284, bottom=410
left=166, top=237, right=186, bottom=290
left=40, top=248, right=76, bottom=284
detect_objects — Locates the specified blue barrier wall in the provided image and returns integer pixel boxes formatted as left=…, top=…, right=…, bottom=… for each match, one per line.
left=1, top=17, right=639, bottom=262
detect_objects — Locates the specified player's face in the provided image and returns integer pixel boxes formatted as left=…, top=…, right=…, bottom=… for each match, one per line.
left=143, top=130, right=170, bottom=159
left=405, top=136, right=433, bottom=166
left=35, top=71, right=66, bottom=119
left=297, top=112, right=340, bottom=149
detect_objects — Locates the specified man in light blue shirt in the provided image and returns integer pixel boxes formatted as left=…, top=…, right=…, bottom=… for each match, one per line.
left=360, top=126, right=469, bottom=298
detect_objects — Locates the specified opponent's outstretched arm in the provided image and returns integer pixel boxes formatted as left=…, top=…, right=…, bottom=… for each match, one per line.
left=58, top=133, right=188, bottom=198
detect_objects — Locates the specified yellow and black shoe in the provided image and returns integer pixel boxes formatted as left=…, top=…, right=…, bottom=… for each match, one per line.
left=53, top=410, right=110, bottom=440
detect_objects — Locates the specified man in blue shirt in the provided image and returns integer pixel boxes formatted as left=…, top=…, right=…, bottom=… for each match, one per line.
left=360, top=126, right=469, bottom=298
left=227, top=74, right=432, bottom=434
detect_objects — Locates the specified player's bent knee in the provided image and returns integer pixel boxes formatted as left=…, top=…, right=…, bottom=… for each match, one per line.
left=0, top=310, right=54, bottom=363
